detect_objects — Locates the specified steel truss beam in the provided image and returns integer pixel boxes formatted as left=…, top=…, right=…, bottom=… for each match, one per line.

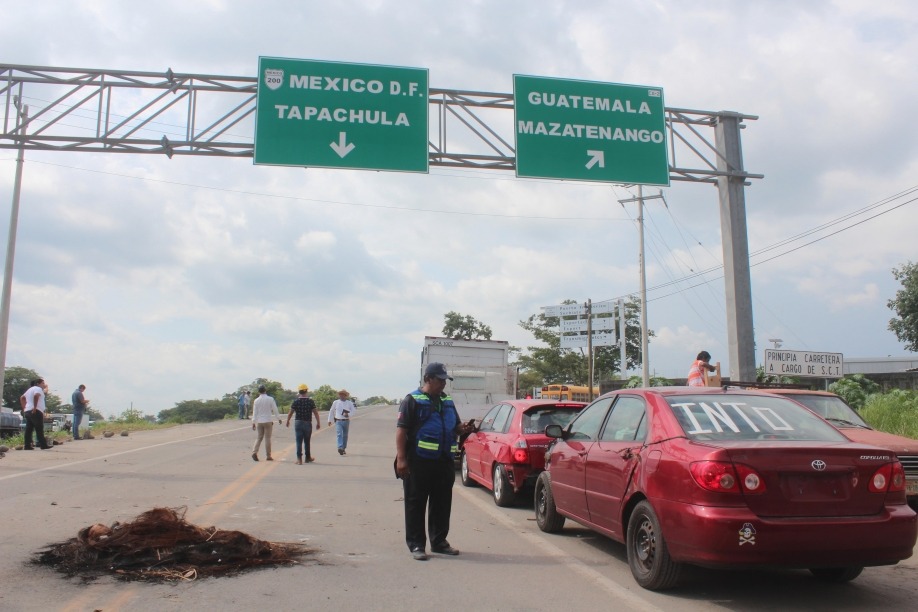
left=1, top=64, right=762, bottom=184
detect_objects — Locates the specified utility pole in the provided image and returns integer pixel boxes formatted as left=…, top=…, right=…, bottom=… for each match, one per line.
left=619, top=186, right=665, bottom=387
left=0, top=97, right=28, bottom=404
left=585, top=299, right=594, bottom=400
left=617, top=298, right=627, bottom=378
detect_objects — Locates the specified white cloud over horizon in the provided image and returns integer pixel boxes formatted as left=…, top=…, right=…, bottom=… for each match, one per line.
left=2, top=0, right=917, bottom=417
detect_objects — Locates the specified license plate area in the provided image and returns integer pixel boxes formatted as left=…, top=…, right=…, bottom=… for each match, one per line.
left=782, top=472, right=851, bottom=501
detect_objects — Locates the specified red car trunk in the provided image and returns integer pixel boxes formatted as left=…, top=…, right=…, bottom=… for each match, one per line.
left=720, top=444, right=896, bottom=518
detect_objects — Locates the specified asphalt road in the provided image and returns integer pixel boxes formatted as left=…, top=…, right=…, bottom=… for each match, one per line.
left=1, top=405, right=917, bottom=611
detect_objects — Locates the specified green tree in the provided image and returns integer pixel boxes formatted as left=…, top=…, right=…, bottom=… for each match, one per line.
left=755, top=365, right=800, bottom=385
left=3, top=366, right=40, bottom=409
left=246, top=378, right=296, bottom=413
left=829, top=374, right=881, bottom=411
left=888, top=261, right=918, bottom=351
left=311, top=384, right=337, bottom=412
left=442, top=311, right=493, bottom=340
left=515, top=298, right=648, bottom=389
left=2, top=366, right=62, bottom=411
left=158, top=398, right=236, bottom=423
left=624, top=375, right=673, bottom=388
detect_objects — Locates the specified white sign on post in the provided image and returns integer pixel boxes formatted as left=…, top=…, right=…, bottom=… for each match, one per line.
left=560, top=332, right=616, bottom=349
left=560, top=317, right=616, bottom=332
left=763, top=349, right=844, bottom=378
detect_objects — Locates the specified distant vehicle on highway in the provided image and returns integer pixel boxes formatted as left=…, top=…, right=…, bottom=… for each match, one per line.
left=768, top=389, right=918, bottom=510
left=460, top=399, right=585, bottom=506
left=535, top=387, right=917, bottom=590
left=1, top=408, right=22, bottom=437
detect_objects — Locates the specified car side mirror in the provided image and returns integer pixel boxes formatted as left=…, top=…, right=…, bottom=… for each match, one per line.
left=544, top=423, right=563, bottom=438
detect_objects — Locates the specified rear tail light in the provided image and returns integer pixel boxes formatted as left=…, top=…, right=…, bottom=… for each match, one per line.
left=690, top=461, right=766, bottom=494
left=868, top=462, right=906, bottom=493
left=512, top=438, right=529, bottom=464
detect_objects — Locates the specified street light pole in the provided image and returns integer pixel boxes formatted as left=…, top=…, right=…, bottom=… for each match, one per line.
left=619, top=186, right=665, bottom=387
left=0, top=98, right=28, bottom=405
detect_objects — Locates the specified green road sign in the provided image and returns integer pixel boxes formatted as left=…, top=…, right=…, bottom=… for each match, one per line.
left=513, top=75, right=669, bottom=185
left=255, top=57, right=429, bottom=172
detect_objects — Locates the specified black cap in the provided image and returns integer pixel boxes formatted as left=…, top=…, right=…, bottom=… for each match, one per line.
left=424, top=362, right=453, bottom=381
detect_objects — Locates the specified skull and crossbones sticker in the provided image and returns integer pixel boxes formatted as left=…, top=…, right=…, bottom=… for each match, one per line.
left=738, top=523, right=757, bottom=546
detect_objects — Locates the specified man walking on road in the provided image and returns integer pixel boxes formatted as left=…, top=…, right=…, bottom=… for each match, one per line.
left=251, top=385, right=281, bottom=461
left=286, top=384, right=320, bottom=464
left=328, top=389, right=355, bottom=455
left=71, top=384, right=89, bottom=439
left=395, top=363, right=472, bottom=560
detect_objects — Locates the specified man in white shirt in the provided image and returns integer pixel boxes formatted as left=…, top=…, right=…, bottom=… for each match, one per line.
left=22, top=378, right=51, bottom=450
left=251, top=384, right=282, bottom=461
left=328, top=389, right=355, bottom=455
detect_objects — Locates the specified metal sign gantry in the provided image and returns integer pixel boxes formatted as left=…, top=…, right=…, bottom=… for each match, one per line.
left=0, top=63, right=763, bottom=382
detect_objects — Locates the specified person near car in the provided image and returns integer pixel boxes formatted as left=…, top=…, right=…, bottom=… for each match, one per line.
left=328, top=389, right=355, bottom=455
left=251, top=385, right=281, bottom=461
left=71, top=384, right=89, bottom=439
left=687, top=350, right=716, bottom=386
left=22, top=378, right=52, bottom=450
left=286, top=384, right=320, bottom=464
left=237, top=390, right=251, bottom=419
left=395, top=362, right=473, bottom=560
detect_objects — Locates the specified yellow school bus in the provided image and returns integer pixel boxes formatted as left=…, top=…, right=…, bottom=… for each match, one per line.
left=540, top=384, right=599, bottom=402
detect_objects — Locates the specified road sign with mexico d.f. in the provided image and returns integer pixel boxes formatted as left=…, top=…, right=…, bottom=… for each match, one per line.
left=254, top=57, right=429, bottom=172
left=514, top=74, right=668, bottom=185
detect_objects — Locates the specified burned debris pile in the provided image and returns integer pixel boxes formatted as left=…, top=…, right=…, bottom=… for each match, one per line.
left=35, top=506, right=310, bottom=582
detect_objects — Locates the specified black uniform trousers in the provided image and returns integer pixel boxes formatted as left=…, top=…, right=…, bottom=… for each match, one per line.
left=24, top=410, right=48, bottom=449
left=403, top=456, right=455, bottom=551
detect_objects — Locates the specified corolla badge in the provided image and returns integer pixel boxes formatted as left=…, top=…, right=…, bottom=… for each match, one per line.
left=811, top=459, right=827, bottom=471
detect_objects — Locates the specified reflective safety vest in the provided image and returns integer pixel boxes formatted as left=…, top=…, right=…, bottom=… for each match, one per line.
left=410, top=391, right=459, bottom=461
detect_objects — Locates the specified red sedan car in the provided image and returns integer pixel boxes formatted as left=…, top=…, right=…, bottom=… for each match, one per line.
left=535, top=387, right=917, bottom=590
left=461, top=399, right=585, bottom=506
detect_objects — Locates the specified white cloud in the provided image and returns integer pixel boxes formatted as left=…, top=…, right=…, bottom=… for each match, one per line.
left=2, top=0, right=917, bottom=416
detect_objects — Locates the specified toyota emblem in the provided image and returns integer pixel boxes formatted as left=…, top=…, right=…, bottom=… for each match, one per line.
left=811, top=459, right=827, bottom=471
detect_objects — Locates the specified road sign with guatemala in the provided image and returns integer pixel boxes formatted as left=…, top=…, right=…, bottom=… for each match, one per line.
left=254, top=57, right=429, bottom=172
left=514, top=75, right=669, bottom=185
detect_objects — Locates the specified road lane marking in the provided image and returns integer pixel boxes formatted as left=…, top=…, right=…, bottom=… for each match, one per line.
left=456, top=486, right=681, bottom=612
left=0, top=424, right=253, bottom=481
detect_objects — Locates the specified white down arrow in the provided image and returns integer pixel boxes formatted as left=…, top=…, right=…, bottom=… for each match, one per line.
left=330, top=132, right=356, bottom=158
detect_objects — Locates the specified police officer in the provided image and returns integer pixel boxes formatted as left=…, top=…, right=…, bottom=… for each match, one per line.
left=396, top=362, right=471, bottom=561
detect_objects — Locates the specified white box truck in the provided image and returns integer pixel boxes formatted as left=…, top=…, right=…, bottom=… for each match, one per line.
left=420, top=336, right=518, bottom=421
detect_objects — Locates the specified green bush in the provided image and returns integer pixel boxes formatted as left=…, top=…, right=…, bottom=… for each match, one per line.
left=829, top=375, right=881, bottom=411
left=860, top=389, right=918, bottom=439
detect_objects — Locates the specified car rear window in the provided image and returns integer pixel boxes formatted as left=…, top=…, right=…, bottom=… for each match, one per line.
left=666, top=394, right=847, bottom=442
left=522, top=407, right=582, bottom=434
left=779, top=394, right=871, bottom=427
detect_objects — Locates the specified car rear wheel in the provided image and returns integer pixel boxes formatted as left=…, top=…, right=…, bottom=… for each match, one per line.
left=534, top=472, right=565, bottom=532
left=492, top=464, right=515, bottom=507
left=626, top=500, right=682, bottom=590
left=809, top=567, right=863, bottom=583
left=460, top=452, right=476, bottom=487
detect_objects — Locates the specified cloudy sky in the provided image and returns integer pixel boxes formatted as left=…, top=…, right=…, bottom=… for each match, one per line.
left=1, top=1, right=916, bottom=417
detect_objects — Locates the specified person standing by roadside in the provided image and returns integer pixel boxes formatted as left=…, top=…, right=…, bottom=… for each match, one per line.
left=328, top=389, right=355, bottom=455
left=395, top=363, right=473, bottom=560
left=687, top=350, right=717, bottom=387
left=237, top=390, right=251, bottom=419
left=23, top=378, right=52, bottom=450
left=286, top=384, right=321, bottom=464
left=71, top=384, right=89, bottom=439
left=251, top=385, right=281, bottom=461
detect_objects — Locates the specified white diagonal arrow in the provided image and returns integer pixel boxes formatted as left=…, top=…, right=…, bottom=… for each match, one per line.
left=586, top=150, right=604, bottom=169
left=330, top=132, right=355, bottom=158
